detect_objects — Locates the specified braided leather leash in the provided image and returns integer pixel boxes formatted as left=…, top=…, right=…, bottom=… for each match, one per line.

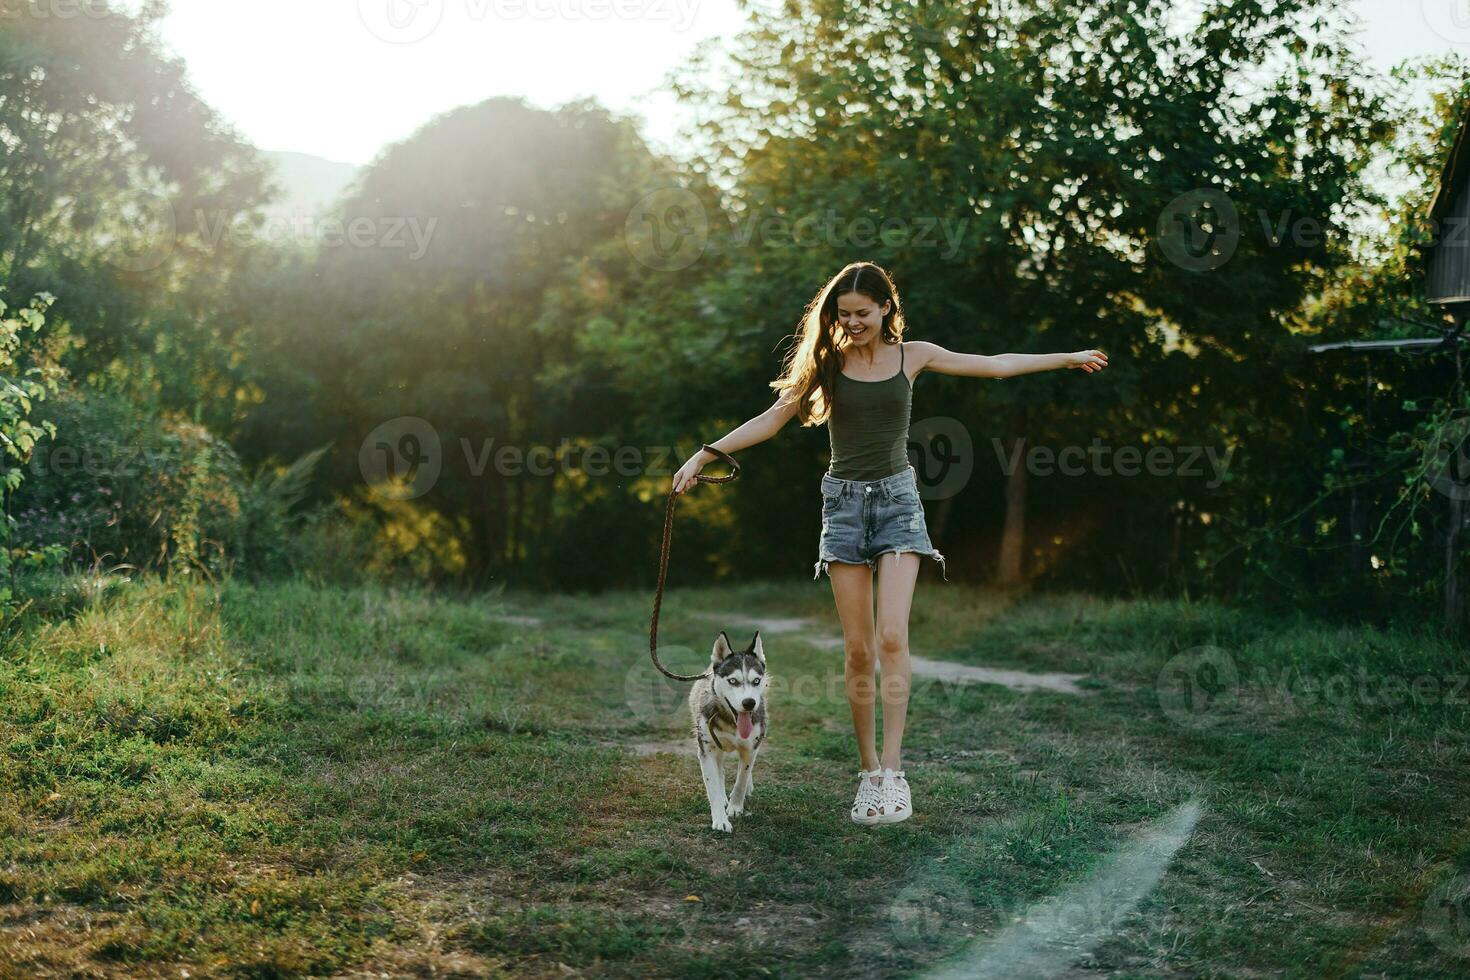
left=650, top=444, right=741, bottom=681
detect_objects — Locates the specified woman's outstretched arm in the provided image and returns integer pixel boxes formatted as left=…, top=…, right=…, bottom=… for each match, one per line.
left=905, top=340, right=1108, bottom=379
left=671, top=391, right=801, bottom=494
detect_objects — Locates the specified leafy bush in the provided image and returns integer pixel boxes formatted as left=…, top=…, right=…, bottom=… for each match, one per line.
left=0, top=290, right=66, bottom=608
left=15, top=385, right=338, bottom=580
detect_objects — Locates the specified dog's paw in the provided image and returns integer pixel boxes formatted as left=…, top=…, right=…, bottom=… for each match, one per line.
left=725, top=799, right=745, bottom=818
left=712, top=814, right=732, bottom=833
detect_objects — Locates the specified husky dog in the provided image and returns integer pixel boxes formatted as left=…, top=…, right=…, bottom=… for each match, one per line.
left=690, top=631, right=769, bottom=832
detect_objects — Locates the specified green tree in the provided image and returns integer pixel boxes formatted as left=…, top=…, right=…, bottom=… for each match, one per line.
left=1272, top=56, right=1470, bottom=625
left=0, top=0, right=273, bottom=428
left=240, top=98, right=713, bottom=582
left=674, top=0, right=1391, bottom=588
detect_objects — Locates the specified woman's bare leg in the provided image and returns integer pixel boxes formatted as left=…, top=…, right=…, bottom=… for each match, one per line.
left=828, top=562, right=881, bottom=790
left=874, top=551, right=920, bottom=771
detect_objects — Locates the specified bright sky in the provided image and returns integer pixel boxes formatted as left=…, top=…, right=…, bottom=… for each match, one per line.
left=151, top=0, right=1466, bottom=168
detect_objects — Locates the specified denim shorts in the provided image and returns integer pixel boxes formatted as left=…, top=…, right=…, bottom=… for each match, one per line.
left=813, top=464, right=947, bottom=581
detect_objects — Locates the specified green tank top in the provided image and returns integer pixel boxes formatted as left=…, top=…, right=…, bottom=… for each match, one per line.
left=827, top=341, right=911, bottom=480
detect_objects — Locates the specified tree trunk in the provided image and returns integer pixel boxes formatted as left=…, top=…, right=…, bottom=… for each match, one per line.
left=1348, top=457, right=1370, bottom=576
left=1297, top=503, right=1318, bottom=592
left=507, top=468, right=523, bottom=567
left=478, top=481, right=504, bottom=581
left=996, top=414, right=1028, bottom=587
left=1350, top=365, right=1373, bottom=576
left=1169, top=501, right=1183, bottom=583
left=1447, top=491, right=1465, bottom=633
left=929, top=495, right=955, bottom=552
left=532, top=473, right=554, bottom=565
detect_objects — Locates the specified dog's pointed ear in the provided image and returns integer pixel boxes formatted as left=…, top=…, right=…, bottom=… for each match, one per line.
left=712, top=631, right=735, bottom=663
left=750, top=630, right=764, bottom=662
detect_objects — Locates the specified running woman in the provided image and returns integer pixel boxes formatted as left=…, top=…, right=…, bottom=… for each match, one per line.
left=671, top=261, right=1108, bottom=825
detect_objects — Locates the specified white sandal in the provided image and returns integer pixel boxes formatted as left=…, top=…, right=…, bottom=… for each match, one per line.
left=851, top=768, right=884, bottom=825
left=875, top=768, right=912, bottom=824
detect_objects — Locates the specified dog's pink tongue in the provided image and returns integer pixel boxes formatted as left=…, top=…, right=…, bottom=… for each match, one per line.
left=737, top=711, right=753, bottom=739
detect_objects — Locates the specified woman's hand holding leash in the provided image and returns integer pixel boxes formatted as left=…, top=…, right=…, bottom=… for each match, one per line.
left=673, top=447, right=718, bottom=494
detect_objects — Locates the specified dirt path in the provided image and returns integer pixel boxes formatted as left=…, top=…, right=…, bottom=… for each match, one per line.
left=698, top=612, right=1088, bottom=695
left=903, top=655, right=1085, bottom=695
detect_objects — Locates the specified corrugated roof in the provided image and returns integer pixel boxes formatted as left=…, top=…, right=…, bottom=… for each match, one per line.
left=1427, top=99, right=1470, bottom=228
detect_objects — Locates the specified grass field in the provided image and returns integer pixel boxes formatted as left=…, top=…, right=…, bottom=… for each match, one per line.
left=1, top=574, right=1468, bottom=978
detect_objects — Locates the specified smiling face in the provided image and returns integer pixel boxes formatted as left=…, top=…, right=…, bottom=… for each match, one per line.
left=833, top=290, right=892, bottom=349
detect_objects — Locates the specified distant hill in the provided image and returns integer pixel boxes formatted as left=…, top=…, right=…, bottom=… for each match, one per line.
left=260, top=150, right=360, bottom=223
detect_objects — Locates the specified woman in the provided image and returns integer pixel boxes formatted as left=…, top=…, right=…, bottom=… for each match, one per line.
left=671, top=261, right=1108, bottom=826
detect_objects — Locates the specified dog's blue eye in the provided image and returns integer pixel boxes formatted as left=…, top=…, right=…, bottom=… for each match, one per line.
left=752, top=678, right=761, bottom=685
left=730, top=678, right=742, bottom=686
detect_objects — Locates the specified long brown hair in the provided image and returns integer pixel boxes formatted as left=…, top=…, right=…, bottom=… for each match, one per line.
left=771, top=261, right=907, bottom=426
